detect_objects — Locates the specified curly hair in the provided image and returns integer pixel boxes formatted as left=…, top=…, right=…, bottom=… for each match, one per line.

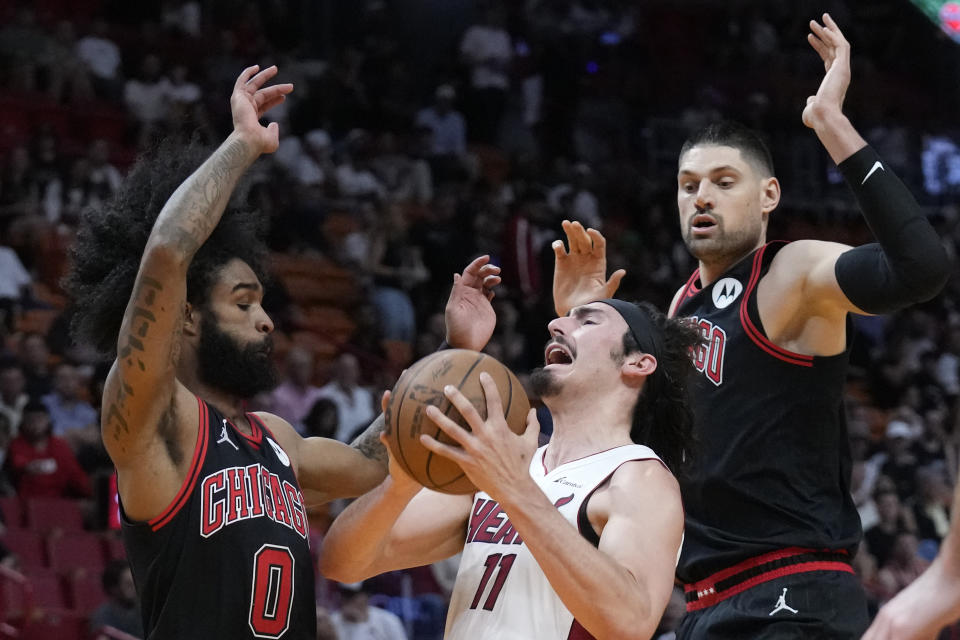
left=624, top=302, right=703, bottom=477
left=63, top=137, right=269, bottom=356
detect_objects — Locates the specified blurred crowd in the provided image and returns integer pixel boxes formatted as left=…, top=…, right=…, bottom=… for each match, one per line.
left=1, top=0, right=959, bottom=637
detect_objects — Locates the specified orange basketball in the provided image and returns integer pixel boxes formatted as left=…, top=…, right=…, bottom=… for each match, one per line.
left=384, top=349, right=530, bottom=494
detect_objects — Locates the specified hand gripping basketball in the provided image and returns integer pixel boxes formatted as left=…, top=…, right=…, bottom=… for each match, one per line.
left=383, top=350, right=532, bottom=494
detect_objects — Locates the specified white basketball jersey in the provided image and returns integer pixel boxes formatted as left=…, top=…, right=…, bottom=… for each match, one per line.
left=445, top=444, right=665, bottom=640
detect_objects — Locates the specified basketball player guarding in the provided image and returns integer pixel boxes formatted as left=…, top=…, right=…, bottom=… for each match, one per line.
left=552, top=15, right=949, bottom=639
left=321, top=292, right=700, bottom=639
left=64, top=65, right=498, bottom=639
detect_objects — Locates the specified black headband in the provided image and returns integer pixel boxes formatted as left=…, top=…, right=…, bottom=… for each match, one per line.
left=595, top=298, right=663, bottom=365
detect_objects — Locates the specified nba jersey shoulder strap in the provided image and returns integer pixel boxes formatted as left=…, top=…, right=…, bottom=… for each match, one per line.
left=740, top=241, right=820, bottom=367
left=575, top=445, right=666, bottom=547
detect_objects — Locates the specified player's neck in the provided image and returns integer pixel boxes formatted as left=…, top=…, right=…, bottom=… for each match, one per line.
left=177, top=366, right=249, bottom=427
left=697, top=238, right=766, bottom=286
left=544, top=402, right=633, bottom=471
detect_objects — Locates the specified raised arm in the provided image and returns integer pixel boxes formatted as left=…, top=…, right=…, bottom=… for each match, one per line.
left=553, top=220, right=625, bottom=317
left=102, top=65, right=291, bottom=519
left=765, top=15, right=948, bottom=335
left=320, top=431, right=471, bottom=583
left=343, top=255, right=502, bottom=471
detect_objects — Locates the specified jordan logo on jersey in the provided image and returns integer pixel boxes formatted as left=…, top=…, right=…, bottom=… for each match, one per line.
left=689, top=316, right=727, bottom=386
left=200, top=463, right=308, bottom=540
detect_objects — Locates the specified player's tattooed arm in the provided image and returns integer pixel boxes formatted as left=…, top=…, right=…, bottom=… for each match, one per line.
left=102, top=65, right=291, bottom=467
left=350, top=414, right=389, bottom=468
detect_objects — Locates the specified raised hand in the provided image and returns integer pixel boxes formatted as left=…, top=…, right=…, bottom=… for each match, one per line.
left=803, top=14, right=851, bottom=130
left=230, top=65, right=294, bottom=154
left=445, top=255, right=501, bottom=352
left=553, top=220, right=626, bottom=317
left=421, top=372, right=540, bottom=504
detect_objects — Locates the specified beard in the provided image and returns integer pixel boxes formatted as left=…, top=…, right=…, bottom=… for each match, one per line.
left=682, top=213, right=763, bottom=265
left=530, top=366, right=562, bottom=398
left=196, top=312, right=277, bottom=398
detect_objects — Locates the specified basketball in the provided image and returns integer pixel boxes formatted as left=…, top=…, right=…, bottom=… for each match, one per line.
left=384, top=349, right=530, bottom=494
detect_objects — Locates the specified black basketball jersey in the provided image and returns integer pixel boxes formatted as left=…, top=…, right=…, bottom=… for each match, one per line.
left=122, top=397, right=316, bottom=639
left=672, top=242, right=861, bottom=583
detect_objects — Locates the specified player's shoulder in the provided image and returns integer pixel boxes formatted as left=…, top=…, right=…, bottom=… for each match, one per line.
left=608, top=457, right=679, bottom=502
left=250, top=412, right=302, bottom=453
left=767, top=239, right=853, bottom=274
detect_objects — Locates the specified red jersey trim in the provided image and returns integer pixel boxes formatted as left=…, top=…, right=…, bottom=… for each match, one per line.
left=683, top=546, right=852, bottom=612
left=228, top=413, right=263, bottom=448
left=149, top=396, right=210, bottom=531
left=739, top=244, right=815, bottom=368
left=249, top=413, right=301, bottom=484
left=685, top=560, right=853, bottom=611
left=567, top=620, right=597, bottom=639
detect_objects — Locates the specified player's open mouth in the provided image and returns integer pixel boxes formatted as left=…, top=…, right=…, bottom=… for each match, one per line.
left=691, top=214, right=717, bottom=230
left=544, top=343, right=574, bottom=366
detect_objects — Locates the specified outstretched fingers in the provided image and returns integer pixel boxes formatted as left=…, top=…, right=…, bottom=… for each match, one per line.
left=245, top=64, right=279, bottom=90
left=235, top=65, right=261, bottom=90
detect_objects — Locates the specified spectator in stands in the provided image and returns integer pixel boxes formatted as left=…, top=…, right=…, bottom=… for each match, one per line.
left=0, top=8, right=52, bottom=94
left=123, top=54, right=171, bottom=146
left=913, top=465, right=952, bottom=545
left=335, top=131, right=387, bottom=201
left=3, top=399, right=91, bottom=499
left=318, top=353, right=376, bottom=443
left=19, top=333, right=52, bottom=398
left=882, top=419, right=922, bottom=501
left=43, top=20, right=94, bottom=104
left=87, top=139, right=123, bottom=206
left=548, top=161, right=602, bottom=230
left=0, top=361, right=28, bottom=435
left=877, top=532, right=930, bottom=599
left=368, top=204, right=428, bottom=345
left=459, top=4, right=512, bottom=144
left=303, top=397, right=340, bottom=440
left=866, top=488, right=917, bottom=569
left=89, top=559, right=144, bottom=640
left=161, top=0, right=202, bottom=39
left=0, top=245, right=31, bottom=333
left=414, top=84, right=468, bottom=178
left=317, top=606, right=340, bottom=640
left=264, top=347, right=325, bottom=435
left=42, top=362, right=98, bottom=442
left=0, top=146, right=40, bottom=221
left=76, top=19, right=123, bottom=100
left=165, top=64, right=203, bottom=119
left=331, top=582, right=407, bottom=640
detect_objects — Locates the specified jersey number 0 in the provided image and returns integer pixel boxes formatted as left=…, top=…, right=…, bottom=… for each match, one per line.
left=249, top=544, right=295, bottom=638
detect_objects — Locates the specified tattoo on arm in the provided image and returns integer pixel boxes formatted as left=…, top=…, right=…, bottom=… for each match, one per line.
left=350, top=414, right=388, bottom=468
left=155, top=137, right=251, bottom=257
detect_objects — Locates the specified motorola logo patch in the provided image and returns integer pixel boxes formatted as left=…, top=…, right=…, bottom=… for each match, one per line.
left=711, top=278, right=743, bottom=309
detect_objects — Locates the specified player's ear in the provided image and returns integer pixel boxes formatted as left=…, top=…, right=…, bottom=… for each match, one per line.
left=182, top=302, right=199, bottom=337
left=621, top=352, right=657, bottom=387
left=760, top=176, right=780, bottom=215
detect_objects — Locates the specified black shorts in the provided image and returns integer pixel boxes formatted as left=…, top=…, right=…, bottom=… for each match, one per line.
left=676, top=570, right=869, bottom=640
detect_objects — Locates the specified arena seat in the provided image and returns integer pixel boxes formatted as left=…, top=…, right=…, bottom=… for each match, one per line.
left=0, top=497, right=22, bottom=529
left=1, top=530, right=46, bottom=569
left=24, top=498, right=83, bottom=533
left=65, top=571, right=105, bottom=613
left=47, top=532, right=105, bottom=573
